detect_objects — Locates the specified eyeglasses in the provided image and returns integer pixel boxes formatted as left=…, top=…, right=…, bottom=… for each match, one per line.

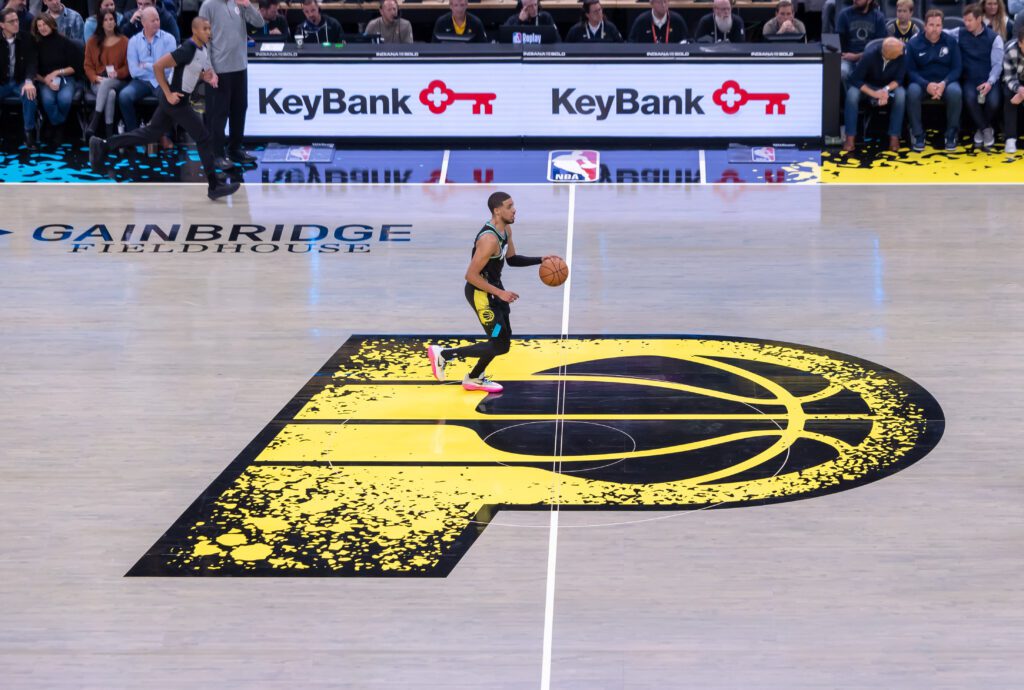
left=2, top=18, right=19, bottom=24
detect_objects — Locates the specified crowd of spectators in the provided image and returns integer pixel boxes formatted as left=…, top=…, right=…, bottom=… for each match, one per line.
left=839, top=0, right=1023, bottom=153
left=2, top=0, right=1024, bottom=155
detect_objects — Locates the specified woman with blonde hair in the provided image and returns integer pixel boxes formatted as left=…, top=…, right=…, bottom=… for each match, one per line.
left=983, top=0, right=1012, bottom=39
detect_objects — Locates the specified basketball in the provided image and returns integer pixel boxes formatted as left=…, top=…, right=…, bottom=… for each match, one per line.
left=539, top=256, right=569, bottom=287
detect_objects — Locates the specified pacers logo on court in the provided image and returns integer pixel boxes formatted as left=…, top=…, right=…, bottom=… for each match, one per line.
left=129, top=336, right=943, bottom=578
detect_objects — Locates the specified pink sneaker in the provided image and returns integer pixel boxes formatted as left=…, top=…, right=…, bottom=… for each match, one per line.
left=462, top=375, right=503, bottom=393
left=427, top=344, right=446, bottom=382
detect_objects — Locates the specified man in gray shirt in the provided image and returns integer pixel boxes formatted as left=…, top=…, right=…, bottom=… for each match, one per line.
left=199, top=0, right=262, bottom=168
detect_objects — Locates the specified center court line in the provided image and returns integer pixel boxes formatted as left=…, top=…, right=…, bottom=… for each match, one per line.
left=439, top=150, right=450, bottom=184
left=541, top=183, right=576, bottom=690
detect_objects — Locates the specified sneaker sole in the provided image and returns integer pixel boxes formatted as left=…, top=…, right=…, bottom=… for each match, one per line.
left=462, top=381, right=503, bottom=393
left=427, top=345, right=445, bottom=382
left=208, top=183, right=240, bottom=200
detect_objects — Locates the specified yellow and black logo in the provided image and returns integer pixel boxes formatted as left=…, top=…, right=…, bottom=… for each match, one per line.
left=129, top=335, right=944, bottom=577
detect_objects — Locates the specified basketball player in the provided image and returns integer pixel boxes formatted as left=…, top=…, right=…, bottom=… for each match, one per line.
left=88, top=16, right=239, bottom=201
left=427, top=191, right=556, bottom=393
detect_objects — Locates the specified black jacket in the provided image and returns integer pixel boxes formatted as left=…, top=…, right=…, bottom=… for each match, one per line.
left=565, top=20, right=622, bottom=43
left=34, top=32, right=78, bottom=78
left=433, top=12, right=488, bottom=43
left=0, top=30, right=38, bottom=83
left=694, top=13, right=746, bottom=43
left=627, top=10, right=688, bottom=43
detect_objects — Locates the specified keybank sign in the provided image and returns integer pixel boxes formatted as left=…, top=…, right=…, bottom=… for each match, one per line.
left=247, top=62, right=822, bottom=138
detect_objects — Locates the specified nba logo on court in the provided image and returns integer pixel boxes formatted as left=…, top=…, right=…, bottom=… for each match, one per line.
left=751, top=146, right=776, bottom=162
left=547, top=150, right=600, bottom=182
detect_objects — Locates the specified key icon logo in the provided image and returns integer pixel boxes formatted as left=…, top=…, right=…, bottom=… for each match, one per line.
left=713, top=80, right=790, bottom=115
left=419, top=80, right=497, bottom=115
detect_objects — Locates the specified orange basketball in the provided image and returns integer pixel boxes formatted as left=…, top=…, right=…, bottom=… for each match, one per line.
left=539, top=256, right=569, bottom=287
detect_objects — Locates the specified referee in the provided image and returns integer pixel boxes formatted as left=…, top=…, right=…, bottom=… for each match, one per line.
left=89, top=17, right=240, bottom=200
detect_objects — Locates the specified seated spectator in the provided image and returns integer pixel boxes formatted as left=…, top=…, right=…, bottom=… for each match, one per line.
left=4, top=0, right=34, bottom=36
left=41, top=0, right=82, bottom=40
left=32, top=12, right=75, bottom=142
left=837, top=0, right=887, bottom=86
left=983, top=0, right=1012, bottom=39
left=1002, top=23, right=1024, bottom=152
left=843, top=37, right=906, bottom=152
left=0, top=8, right=39, bottom=149
left=695, top=0, right=745, bottom=42
left=83, top=8, right=128, bottom=138
left=907, top=9, right=963, bottom=151
left=957, top=3, right=1004, bottom=150
left=433, top=0, right=486, bottom=43
left=365, top=0, right=412, bottom=43
left=84, top=0, right=122, bottom=41
left=503, top=0, right=557, bottom=29
left=887, top=0, right=919, bottom=42
left=250, top=0, right=289, bottom=41
left=628, top=0, right=688, bottom=43
left=565, top=0, right=621, bottom=42
left=296, top=0, right=341, bottom=44
left=119, top=0, right=179, bottom=42
left=763, top=0, right=806, bottom=37
left=118, top=6, right=175, bottom=133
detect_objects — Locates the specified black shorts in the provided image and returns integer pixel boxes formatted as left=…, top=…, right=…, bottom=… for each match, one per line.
left=464, top=283, right=511, bottom=340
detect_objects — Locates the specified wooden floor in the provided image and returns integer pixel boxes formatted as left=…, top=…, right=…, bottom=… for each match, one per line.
left=1, top=182, right=1021, bottom=688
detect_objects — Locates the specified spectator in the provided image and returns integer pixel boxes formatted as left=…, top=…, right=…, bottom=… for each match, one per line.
left=503, top=0, right=557, bottom=30
left=42, top=0, right=82, bottom=40
left=31, top=12, right=75, bottom=142
left=843, top=37, right=906, bottom=152
left=565, top=0, right=622, bottom=42
left=957, top=3, right=1003, bottom=150
left=200, top=0, right=262, bottom=168
left=628, top=0, right=688, bottom=43
left=763, top=0, right=806, bottom=37
left=83, top=7, right=128, bottom=138
left=250, top=0, right=288, bottom=41
left=983, top=0, right=1011, bottom=39
left=120, top=0, right=178, bottom=41
left=4, top=0, right=34, bottom=36
left=0, top=8, right=39, bottom=149
left=91, top=17, right=238, bottom=199
left=837, top=0, right=887, bottom=86
left=907, top=9, right=963, bottom=151
left=365, top=0, right=412, bottom=43
left=295, top=0, right=340, bottom=44
left=433, top=0, right=486, bottom=43
left=1002, top=22, right=1024, bottom=152
left=119, top=6, right=175, bottom=133
left=695, top=0, right=745, bottom=42
left=84, top=0, right=121, bottom=40
left=887, top=0, right=919, bottom=43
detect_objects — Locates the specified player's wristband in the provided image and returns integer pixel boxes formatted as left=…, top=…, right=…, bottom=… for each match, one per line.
left=506, top=255, right=542, bottom=267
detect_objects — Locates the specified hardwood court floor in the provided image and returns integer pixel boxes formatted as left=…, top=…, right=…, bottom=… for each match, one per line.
left=1, top=183, right=1021, bottom=688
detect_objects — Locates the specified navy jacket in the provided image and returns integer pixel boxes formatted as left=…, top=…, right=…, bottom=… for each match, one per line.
left=848, top=39, right=907, bottom=89
left=907, top=31, right=962, bottom=86
left=837, top=5, right=887, bottom=53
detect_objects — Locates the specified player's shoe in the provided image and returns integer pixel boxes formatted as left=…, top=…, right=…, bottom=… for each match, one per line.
left=462, top=375, right=503, bottom=393
left=427, top=345, right=447, bottom=382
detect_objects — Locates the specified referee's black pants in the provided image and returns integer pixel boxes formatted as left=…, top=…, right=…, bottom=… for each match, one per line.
left=107, top=93, right=218, bottom=183
left=205, top=69, right=248, bottom=157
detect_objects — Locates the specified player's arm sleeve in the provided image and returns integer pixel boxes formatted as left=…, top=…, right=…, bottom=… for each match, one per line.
left=506, top=255, right=542, bottom=267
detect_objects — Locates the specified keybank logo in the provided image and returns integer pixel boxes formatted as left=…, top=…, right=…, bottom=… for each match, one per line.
left=258, top=88, right=413, bottom=120
left=552, top=88, right=705, bottom=120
